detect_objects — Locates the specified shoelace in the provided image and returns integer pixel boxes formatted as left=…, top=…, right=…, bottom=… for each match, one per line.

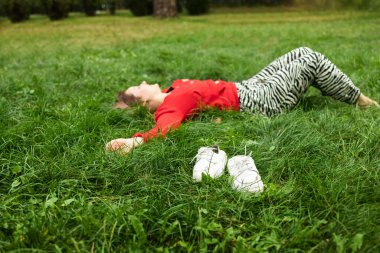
left=233, top=156, right=261, bottom=183
left=242, top=148, right=257, bottom=172
left=191, top=149, right=218, bottom=166
left=236, top=157, right=255, bottom=172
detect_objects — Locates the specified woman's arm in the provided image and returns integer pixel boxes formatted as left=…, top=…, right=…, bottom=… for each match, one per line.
left=106, top=86, right=200, bottom=154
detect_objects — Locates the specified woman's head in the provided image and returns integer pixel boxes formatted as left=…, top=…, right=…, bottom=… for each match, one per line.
left=114, top=81, right=164, bottom=112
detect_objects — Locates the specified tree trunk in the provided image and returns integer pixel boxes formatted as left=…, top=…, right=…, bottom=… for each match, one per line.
left=154, top=0, right=177, bottom=18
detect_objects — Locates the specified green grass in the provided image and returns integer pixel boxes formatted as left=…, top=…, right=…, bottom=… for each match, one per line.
left=1, top=10, right=380, bottom=252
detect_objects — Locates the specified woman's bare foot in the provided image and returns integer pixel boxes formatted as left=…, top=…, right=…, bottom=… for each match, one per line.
left=357, top=94, right=380, bottom=109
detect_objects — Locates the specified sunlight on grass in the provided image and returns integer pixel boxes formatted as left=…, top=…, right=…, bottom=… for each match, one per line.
left=0, top=11, right=374, bottom=55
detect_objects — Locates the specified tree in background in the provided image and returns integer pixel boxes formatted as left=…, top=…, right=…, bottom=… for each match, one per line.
left=3, top=0, right=380, bottom=22
left=42, top=0, right=70, bottom=20
left=125, top=0, right=154, bottom=16
left=0, top=1, right=4, bottom=17
left=154, top=0, right=177, bottom=17
left=108, top=0, right=117, bottom=15
left=69, top=0, right=81, bottom=12
left=4, top=0, right=30, bottom=22
left=29, top=0, right=45, bottom=14
left=186, top=0, right=210, bottom=15
left=82, top=0, right=99, bottom=16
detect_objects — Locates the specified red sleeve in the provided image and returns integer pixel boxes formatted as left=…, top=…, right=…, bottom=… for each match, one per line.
left=132, top=88, right=200, bottom=142
left=131, top=111, right=183, bottom=142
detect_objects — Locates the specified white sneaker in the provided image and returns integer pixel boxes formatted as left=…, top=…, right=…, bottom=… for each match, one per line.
left=193, top=146, right=227, bottom=182
left=227, top=155, right=264, bottom=193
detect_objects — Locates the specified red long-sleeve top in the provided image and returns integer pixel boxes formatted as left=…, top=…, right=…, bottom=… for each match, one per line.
left=132, top=79, right=240, bottom=142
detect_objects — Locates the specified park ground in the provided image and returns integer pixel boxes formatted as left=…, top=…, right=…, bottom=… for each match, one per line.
left=0, top=9, right=380, bottom=252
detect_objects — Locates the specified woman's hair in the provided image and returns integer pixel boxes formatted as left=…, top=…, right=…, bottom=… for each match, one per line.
left=113, top=91, right=141, bottom=109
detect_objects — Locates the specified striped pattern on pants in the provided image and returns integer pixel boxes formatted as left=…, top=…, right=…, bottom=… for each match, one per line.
left=235, top=47, right=361, bottom=116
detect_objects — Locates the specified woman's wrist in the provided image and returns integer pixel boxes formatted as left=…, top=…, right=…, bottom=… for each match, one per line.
left=133, top=137, right=144, bottom=146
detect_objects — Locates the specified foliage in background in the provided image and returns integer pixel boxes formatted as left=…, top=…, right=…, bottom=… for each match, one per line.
left=69, top=0, right=82, bottom=11
left=176, top=0, right=183, bottom=13
left=42, top=0, right=70, bottom=20
left=108, top=0, right=117, bottom=15
left=124, top=0, right=153, bottom=16
left=186, top=0, right=210, bottom=15
left=82, top=0, right=99, bottom=16
left=3, top=0, right=30, bottom=22
left=2, top=0, right=380, bottom=22
left=29, top=0, right=45, bottom=14
left=0, top=1, right=4, bottom=16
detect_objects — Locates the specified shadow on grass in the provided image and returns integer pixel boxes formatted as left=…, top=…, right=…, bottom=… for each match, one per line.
left=300, top=95, right=341, bottom=111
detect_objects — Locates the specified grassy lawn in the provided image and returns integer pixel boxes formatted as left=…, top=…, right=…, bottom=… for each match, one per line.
left=1, top=10, right=380, bottom=252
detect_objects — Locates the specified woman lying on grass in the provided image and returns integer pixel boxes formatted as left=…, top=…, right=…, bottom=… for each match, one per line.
left=105, top=47, right=379, bottom=154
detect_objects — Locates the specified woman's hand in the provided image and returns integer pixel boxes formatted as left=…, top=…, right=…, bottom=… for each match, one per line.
left=105, top=137, right=144, bottom=155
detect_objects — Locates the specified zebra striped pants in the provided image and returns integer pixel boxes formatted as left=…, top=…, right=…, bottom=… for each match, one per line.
left=235, top=47, right=361, bottom=116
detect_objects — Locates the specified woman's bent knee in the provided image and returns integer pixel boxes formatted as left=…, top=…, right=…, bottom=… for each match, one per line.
left=298, top=46, right=314, bottom=53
